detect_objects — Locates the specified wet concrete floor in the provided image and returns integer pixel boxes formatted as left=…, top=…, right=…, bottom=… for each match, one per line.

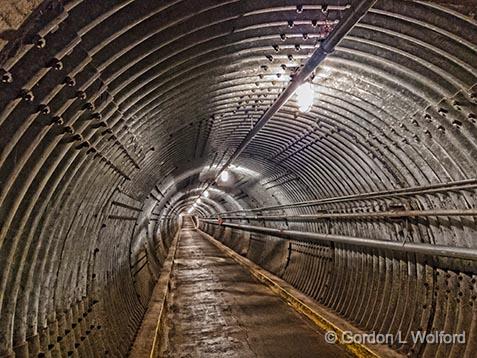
left=160, top=225, right=349, bottom=357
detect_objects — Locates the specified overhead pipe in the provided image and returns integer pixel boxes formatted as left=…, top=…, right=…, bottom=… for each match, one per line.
left=212, top=178, right=477, bottom=216
left=195, top=0, right=378, bottom=201
left=201, top=219, right=477, bottom=261
left=216, top=208, right=477, bottom=221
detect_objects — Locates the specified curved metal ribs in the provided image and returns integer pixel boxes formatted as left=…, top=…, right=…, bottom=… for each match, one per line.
left=0, top=0, right=476, bottom=357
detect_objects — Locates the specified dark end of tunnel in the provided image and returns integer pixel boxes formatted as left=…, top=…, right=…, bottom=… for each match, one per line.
left=0, top=0, right=477, bottom=357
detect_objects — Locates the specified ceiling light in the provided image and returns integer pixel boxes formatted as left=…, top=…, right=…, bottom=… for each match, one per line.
left=203, top=190, right=209, bottom=198
left=220, top=170, right=229, bottom=182
left=187, top=207, right=193, bottom=214
left=296, top=82, right=314, bottom=112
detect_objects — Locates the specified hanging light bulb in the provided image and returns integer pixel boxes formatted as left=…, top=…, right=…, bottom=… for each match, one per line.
left=203, top=190, right=209, bottom=198
left=187, top=207, right=194, bottom=214
left=220, top=170, right=229, bottom=182
left=296, top=82, right=314, bottom=112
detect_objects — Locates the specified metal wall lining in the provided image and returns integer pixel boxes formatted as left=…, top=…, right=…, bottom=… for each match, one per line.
left=0, top=0, right=476, bottom=356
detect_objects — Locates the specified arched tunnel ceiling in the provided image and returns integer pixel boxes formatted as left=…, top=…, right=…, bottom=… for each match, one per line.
left=0, top=0, right=476, bottom=356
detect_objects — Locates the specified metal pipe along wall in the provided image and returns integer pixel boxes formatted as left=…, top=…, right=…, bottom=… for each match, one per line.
left=0, top=0, right=476, bottom=357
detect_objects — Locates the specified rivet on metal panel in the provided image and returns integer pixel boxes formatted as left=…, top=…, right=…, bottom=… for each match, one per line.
left=64, top=76, right=76, bottom=87
left=21, top=89, right=34, bottom=102
left=32, top=34, right=46, bottom=48
left=61, top=126, right=74, bottom=134
left=76, top=90, right=87, bottom=100
left=38, top=104, right=51, bottom=114
left=438, top=108, right=448, bottom=116
left=51, top=116, right=63, bottom=125
left=50, top=58, right=63, bottom=70
left=452, top=120, right=462, bottom=128
left=83, top=102, right=94, bottom=111
left=75, top=140, right=90, bottom=150
left=91, top=112, right=102, bottom=120
left=1, top=70, right=13, bottom=83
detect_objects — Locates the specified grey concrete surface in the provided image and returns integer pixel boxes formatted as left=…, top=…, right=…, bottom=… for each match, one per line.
left=160, top=223, right=349, bottom=358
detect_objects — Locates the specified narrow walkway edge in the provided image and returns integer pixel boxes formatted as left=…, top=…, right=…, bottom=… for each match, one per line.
left=130, top=230, right=181, bottom=357
left=196, top=229, right=403, bottom=358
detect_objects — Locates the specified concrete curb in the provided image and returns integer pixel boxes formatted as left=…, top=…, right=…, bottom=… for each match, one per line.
left=129, top=230, right=181, bottom=357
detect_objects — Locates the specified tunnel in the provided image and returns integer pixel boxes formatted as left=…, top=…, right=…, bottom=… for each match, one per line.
left=0, top=0, right=476, bottom=357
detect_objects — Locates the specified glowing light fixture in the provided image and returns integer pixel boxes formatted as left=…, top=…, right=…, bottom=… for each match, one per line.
left=220, top=170, right=229, bottom=182
left=187, top=207, right=194, bottom=214
left=203, top=190, right=209, bottom=198
left=296, top=82, right=314, bottom=112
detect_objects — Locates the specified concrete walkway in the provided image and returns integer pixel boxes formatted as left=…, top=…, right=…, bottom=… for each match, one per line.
left=159, top=225, right=349, bottom=357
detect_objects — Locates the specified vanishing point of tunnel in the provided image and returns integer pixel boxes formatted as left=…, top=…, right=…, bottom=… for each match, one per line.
left=0, top=0, right=476, bottom=357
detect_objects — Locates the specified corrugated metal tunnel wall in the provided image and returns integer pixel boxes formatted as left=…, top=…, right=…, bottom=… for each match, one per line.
left=0, top=0, right=476, bottom=357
